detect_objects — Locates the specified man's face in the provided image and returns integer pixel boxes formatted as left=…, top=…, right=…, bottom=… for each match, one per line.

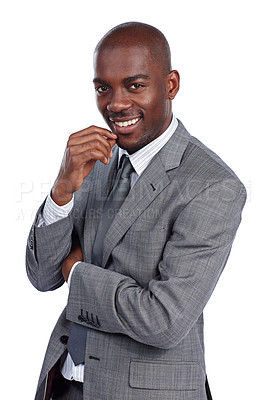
left=93, top=46, right=172, bottom=154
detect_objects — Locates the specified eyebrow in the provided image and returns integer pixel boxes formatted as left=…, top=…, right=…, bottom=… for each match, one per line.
left=93, top=75, right=150, bottom=86
left=93, top=78, right=110, bottom=86
left=123, top=75, right=150, bottom=84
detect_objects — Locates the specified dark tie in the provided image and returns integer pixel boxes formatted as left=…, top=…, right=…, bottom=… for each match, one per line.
left=67, top=155, right=134, bottom=365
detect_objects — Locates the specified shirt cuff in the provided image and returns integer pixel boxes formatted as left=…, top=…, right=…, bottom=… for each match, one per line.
left=67, top=261, right=81, bottom=288
left=38, top=193, right=74, bottom=226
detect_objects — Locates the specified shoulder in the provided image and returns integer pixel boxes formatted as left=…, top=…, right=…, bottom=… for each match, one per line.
left=167, top=120, right=246, bottom=200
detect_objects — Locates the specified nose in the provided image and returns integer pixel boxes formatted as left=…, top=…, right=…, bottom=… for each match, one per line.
left=107, top=89, right=132, bottom=113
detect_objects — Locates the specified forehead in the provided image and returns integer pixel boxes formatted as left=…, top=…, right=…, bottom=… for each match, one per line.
left=94, top=45, right=158, bottom=81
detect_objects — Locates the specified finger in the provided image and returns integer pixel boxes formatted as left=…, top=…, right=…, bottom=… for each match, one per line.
left=69, top=125, right=117, bottom=141
left=72, top=147, right=111, bottom=167
left=68, top=132, right=113, bottom=153
left=68, top=131, right=117, bottom=160
left=69, top=137, right=114, bottom=161
left=107, top=138, right=117, bottom=157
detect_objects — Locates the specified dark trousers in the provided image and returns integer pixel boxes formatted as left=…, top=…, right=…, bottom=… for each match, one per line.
left=44, top=356, right=83, bottom=400
left=52, top=374, right=83, bottom=400
left=206, top=376, right=213, bottom=400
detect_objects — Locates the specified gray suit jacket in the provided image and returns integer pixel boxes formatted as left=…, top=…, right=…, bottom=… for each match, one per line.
left=26, top=120, right=246, bottom=399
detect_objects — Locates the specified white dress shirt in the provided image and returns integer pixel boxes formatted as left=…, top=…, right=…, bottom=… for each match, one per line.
left=40, top=115, right=178, bottom=382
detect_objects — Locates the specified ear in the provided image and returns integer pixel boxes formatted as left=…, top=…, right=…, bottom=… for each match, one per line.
left=167, top=70, right=180, bottom=100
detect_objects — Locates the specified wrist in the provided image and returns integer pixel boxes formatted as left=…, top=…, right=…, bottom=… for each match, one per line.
left=62, top=256, right=81, bottom=282
left=51, top=180, right=74, bottom=206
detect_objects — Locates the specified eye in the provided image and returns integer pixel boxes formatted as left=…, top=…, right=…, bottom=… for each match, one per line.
left=95, top=85, right=108, bottom=94
left=129, top=83, right=144, bottom=90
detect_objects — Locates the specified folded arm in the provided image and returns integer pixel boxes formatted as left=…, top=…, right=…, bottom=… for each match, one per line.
left=66, top=179, right=246, bottom=349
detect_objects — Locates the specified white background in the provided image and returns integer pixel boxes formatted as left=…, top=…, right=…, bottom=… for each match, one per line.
left=1, top=0, right=267, bottom=398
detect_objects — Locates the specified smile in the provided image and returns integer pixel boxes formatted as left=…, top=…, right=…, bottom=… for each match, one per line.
left=113, top=117, right=140, bottom=128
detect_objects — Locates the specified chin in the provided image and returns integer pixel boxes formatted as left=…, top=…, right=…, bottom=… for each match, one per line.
left=116, top=140, right=138, bottom=154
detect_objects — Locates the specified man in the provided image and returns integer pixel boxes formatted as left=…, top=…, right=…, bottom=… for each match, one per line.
left=26, top=22, right=246, bottom=400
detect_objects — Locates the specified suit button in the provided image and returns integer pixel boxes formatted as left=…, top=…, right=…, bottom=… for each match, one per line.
left=60, top=335, right=69, bottom=345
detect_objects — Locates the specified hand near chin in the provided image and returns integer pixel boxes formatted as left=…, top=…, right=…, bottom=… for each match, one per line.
left=52, top=126, right=117, bottom=206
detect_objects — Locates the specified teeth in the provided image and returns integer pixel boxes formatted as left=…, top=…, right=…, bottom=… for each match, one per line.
left=114, top=118, right=140, bottom=127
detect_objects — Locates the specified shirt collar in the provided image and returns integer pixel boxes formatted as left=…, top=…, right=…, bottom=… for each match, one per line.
left=118, top=114, right=178, bottom=176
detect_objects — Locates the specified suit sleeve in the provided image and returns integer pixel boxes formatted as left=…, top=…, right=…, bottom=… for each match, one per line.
left=26, top=200, right=73, bottom=292
left=26, top=173, right=91, bottom=292
left=66, top=178, right=246, bottom=349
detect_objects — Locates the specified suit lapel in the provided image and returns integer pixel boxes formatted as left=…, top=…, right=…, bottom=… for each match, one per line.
left=102, top=120, right=191, bottom=267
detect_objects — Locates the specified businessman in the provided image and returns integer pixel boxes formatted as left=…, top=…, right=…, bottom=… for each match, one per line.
left=26, top=22, right=246, bottom=399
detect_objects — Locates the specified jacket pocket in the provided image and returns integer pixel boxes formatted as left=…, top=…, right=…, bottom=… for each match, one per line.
left=129, top=360, right=200, bottom=391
